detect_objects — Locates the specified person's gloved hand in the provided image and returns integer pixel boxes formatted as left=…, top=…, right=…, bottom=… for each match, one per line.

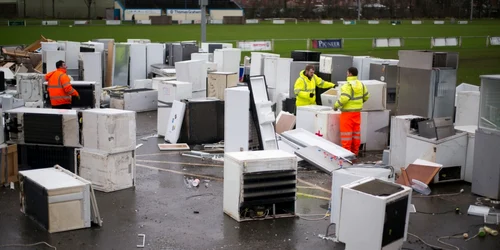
left=76, top=95, right=81, bottom=100
left=334, top=107, right=338, bottom=111
left=309, top=93, right=314, bottom=98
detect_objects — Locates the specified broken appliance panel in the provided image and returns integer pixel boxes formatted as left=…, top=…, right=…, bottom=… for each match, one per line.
left=76, top=148, right=136, bottom=193
left=454, top=125, right=477, bottom=183
left=319, top=54, right=353, bottom=83
left=15, top=73, right=45, bottom=102
left=389, top=115, right=425, bottom=170
left=4, top=108, right=80, bottom=147
left=81, top=108, right=136, bottom=154
left=289, top=61, right=319, bottom=98
left=223, top=150, right=297, bottom=222
left=472, top=128, right=500, bottom=200
left=478, top=75, right=500, bottom=134
left=405, top=132, right=467, bottom=183
left=224, top=87, right=250, bottom=153
left=338, top=178, right=411, bottom=250
left=150, top=65, right=176, bottom=79
left=110, top=88, right=158, bottom=112
left=157, top=81, right=192, bottom=137
left=19, top=167, right=92, bottom=233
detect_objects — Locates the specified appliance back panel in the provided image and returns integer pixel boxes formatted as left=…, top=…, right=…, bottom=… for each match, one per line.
left=18, top=145, right=76, bottom=172
left=0, top=71, right=5, bottom=92
left=437, top=166, right=462, bottom=181
left=72, top=85, right=95, bottom=108
left=291, top=50, right=321, bottom=62
left=24, top=113, right=63, bottom=145
left=23, top=177, right=49, bottom=230
left=179, top=100, right=221, bottom=144
left=382, top=196, right=409, bottom=247
left=208, top=44, right=222, bottom=53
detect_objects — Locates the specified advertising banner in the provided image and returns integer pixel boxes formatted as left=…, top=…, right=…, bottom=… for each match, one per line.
left=237, top=41, right=272, bottom=51
left=312, top=39, right=343, bottom=49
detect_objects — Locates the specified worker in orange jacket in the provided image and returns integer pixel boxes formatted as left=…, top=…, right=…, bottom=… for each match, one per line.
left=45, top=60, right=80, bottom=109
left=334, top=67, right=369, bottom=156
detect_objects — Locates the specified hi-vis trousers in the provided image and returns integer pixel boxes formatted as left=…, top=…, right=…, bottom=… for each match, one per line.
left=340, top=112, right=361, bottom=156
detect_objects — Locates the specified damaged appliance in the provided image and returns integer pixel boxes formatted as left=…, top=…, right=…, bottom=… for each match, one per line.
left=389, top=115, right=427, bottom=170
left=17, top=143, right=77, bottom=172
left=109, top=88, right=158, bottom=112
left=369, top=61, right=399, bottom=113
left=15, top=73, right=45, bottom=103
left=319, top=54, right=353, bottom=83
left=179, top=98, right=224, bottom=144
left=223, top=150, right=297, bottom=222
left=157, top=80, right=192, bottom=137
left=337, top=178, right=411, bottom=250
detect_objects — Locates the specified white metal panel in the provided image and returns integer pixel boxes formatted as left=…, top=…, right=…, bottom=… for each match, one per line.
left=250, top=52, right=279, bottom=76
left=82, top=109, right=136, bottom=153
left=263, top=57, right=278, bottom=88
left=64, top=41, right=80, bottom=69
left=314, top=110, right=341, bottom=145
left=224, top=87, right=250, bottom=152
left=175, top=60, right=207, bottom=92
left=365, top=110, right=390, bottom=150
left=165, top=100, right=186, bottom=144
left=455, top=91, right=480, bottom=126
left=213, top=48, right=241, bottom=74
left=338, top=80, right=387, bottom=111
left=455, top=125, right=477, bottom=183
left=405, top=133, right=468, bottom=183
left=275, top=58, right=293, bottom=99
left=146, top=43, right=165, bottom=74
left=129, top=43, right=147, bottom=84
left=123, top=89, right=158, bottom=112
left=296, top=105, right=333, bottom=134
left=281, top=128, right=355, bottom=159
left=389, top=115, right=422, bottom=170
left=224, top=150, right=296, bottom=172
left=46, top=50, right=66, bottom=73
left=77, top=148, right=135, bottom=192
left=80, top=52, right=102, bottom=87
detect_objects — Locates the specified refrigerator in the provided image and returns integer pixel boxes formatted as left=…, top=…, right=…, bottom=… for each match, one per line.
left=396, top=51, right=459, bottom=118
left=369, top=63, right=398, bottom=114
left=319, top=54, right=353, bottom=83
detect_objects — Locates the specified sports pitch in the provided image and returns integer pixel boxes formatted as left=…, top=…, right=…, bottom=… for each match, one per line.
left=2, top=19, right=499, bottom=84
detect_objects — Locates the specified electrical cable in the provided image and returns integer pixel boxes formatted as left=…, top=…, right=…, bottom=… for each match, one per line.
left=415, top=208, right=459, bottom=215
left=408, top=232, right=453, bottom=250
left=413, top=189, right=464, bottom=198
left=0, top=241, right=57, bottom=249
left=437, top=236, right=461, bottom=250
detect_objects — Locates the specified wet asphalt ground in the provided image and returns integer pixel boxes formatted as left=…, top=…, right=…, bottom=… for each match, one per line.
left=0, top=111, right=499, bottom=250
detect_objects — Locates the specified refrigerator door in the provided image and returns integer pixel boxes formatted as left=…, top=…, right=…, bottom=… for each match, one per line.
left=432, top=69, right=457, bottom=118
left=396, top=68, right=432, bottom=117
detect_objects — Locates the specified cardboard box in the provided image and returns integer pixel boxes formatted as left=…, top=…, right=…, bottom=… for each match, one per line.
left=0, top=144, right=18, bottom=184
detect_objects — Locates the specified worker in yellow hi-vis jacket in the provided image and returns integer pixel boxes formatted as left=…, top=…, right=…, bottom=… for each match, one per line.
left=294, top=65, right=336, bottom=108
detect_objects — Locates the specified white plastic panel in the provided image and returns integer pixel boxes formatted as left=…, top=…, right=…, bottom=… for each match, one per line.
left=455, top=91, right=480, bottom=126
left=250, top=52, right=279, bottom=76
left=224, top=87, right=250, bottom=153
left=281, top=128, right=355, bottom=159
left=165, top=100, right=186, bottom=144
left=454, top=125, right=477, bottom=183
left=275, top=58, right=293, bottom=98
left=389, top=115, right=422, bottom=170
left=128, top=43, right=147, bottom=84
left=263, top=57, right=278, bottom=88
left=319, top=55, right=333, bottom=73
left=175, top=60, right=207, bottom=92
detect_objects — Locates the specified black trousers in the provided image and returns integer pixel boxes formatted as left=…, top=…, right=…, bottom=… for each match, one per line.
left=52, top=104, right=72, bottom=109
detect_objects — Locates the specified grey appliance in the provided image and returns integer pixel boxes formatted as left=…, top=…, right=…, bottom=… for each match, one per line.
left=289, top=61, right=319, bottom=98
left=396, top=50, right=459, bottom=118
left=165, top=42, right=199, bottom=66
left=472, top=75, right=500, bottom=200
left=320, top=54, right=353, bottom=83
left=370, top=63, right=398, bottom=113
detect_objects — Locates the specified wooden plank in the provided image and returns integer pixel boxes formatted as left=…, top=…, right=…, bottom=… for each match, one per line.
left=105, top=40, right=114, bottom=87
left=1, top=144, right=18, bottom=185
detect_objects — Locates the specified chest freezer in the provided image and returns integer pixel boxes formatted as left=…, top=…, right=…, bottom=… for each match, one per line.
left=337, top=178, right=411, bottom=250
left=405, top=132, right=467, bottom=183
left=19, top=167, right=92, bottom=233
left=110, top=88, right=158, bottom=112
left=4, top=108, right=80, bottom=147
left=81, top=108, right=136, bottom=153
left=296, top=105, right=332, bottom=134
left=223, top=150, right=297, bottom=222
left=337, top=80, right=387, bottom=111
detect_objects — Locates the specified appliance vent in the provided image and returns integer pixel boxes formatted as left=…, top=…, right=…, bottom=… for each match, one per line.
left=23, top=113, right=63, bottom=145
left=18, top=144, right=76, bottom=172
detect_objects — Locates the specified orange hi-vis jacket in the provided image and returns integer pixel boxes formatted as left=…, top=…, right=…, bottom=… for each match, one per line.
left=45, top=68, right=79, bottom=106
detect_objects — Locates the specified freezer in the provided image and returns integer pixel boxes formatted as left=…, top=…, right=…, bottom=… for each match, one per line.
left=214, top=48, right=242, bottom=74
left=207, top=72, right=238, bottom=100
left=110, top=88, right=158, bottom=112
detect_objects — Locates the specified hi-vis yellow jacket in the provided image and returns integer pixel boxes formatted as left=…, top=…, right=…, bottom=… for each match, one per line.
left=334, top=76, right=370, bottom=112
left=294, top=70, right=335, bottom=107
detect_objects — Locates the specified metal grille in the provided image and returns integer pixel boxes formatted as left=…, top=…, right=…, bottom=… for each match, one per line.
left=241, top=170, right=296, bottom=207
left=18, top=144, right=76, bottom=173
left=23, top=113, right=63, bottom=145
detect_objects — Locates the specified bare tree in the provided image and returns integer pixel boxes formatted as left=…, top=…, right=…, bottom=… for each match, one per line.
left=84, top=0, right=94, bottom=20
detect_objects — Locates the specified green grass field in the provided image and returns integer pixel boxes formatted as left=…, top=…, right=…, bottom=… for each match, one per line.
left=2, top=19, right=500, bottom=85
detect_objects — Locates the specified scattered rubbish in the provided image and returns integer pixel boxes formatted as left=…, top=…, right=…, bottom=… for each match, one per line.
left=411, top=179, right=431, bottom=195
left=137, top=234, right=145, bottom=248
left=158, top=143, right=190, bottom=151
left=182, top=150, right=224, bottom=161
left=478, top=227, right=486, bottom=237
left=135, top=144, right=143, bottom=149
left=317, top=234, right=335, bottom=241
left=485, top=212, right=500, bottom=225
left=463, top=233, right=469, bottom=239
left=193, top=211, right=199, bottom=214
left=468, top=205, right=490, bottom=217
left=205, top=182, right=209, bottom=188
left=484, top=226, right=498, bottom=236
left=192, top=179, right=200, bottom=187
left=409, top=204, right=416, bottom=213
left=203, top=142, right=224, bottom=149
left=141, top=134, right=158, bottom=141
left=10, top=182, right=14, bottom=190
